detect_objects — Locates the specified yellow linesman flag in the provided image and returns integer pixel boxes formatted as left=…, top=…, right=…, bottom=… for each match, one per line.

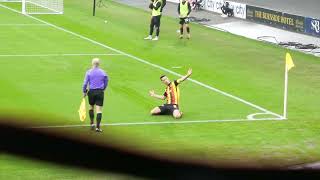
left=286, top=52, right=295, bottom=71
left=78, top=98, right=86, bottom=121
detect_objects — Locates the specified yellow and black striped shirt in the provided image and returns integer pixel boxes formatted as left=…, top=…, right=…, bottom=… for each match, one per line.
left=163, top=80, right=181, bottom=105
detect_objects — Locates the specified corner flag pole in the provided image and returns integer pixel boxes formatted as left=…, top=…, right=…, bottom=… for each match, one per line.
left=283, top=61, right=289, bottom=119
left=283, top=52, right=294, bottom=119
left=93, top=0, right=96, bottom=16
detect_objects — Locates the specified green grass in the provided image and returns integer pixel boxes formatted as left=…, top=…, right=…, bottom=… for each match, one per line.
left=0, top=0, right=320, bottom=178
left=0, top=154, right=145, bottom=180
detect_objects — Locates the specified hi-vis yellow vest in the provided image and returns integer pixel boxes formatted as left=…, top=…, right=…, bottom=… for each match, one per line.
left=180, top=1, right=188, bottom=18
left=152, top=0, right=162, bottom=16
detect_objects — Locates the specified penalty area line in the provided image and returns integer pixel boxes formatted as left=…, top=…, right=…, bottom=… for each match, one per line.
left=30, top=118, right=284, bottom=129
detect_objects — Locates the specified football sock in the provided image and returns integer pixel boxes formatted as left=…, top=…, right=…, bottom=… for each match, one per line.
left=187, top=27, right=190, bottom=33
left=96, top=113, right=102, bottom=129
left=89, top=110, right=94, bottom=124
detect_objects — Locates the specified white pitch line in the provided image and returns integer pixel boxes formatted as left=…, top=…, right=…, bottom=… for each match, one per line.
left=30, top=118, right=285, bottom=129
left=0, top=53, right=123, bottom=57
left=246, top=112, right=278, bottom=120
left=0, top=4, right=283, bottom=119
left=0, top=23, right=49, bottom=26
left=172, top=66, right=182, bottom=69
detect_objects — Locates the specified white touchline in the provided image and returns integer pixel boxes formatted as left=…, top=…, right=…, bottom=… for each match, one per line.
left=0, top=53, right=123, bottom=57
left=0, top=4, right=283, bottom=119
left=0, top=23, right=48, bottom=26
left=30, top=118, right=284, bottom=129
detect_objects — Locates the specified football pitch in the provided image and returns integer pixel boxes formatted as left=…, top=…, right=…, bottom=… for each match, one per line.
left=0, top=0, right=320, bottom=178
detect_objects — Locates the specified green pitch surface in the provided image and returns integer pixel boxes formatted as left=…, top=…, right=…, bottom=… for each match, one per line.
left=0, top=0, right=320, bottom=178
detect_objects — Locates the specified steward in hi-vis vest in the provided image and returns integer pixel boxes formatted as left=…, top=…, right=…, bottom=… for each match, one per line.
left=178, top=0, right=192, bottom=39
left=144, top=0, right=163, bottom=41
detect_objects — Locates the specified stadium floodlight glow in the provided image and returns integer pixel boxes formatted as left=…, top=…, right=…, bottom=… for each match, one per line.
left=0, top=0, right=63, bottom=14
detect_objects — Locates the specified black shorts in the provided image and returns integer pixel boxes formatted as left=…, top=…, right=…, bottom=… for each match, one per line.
left=88, top=89, right=104, bottom=106
left=158, top=104, right=179, bottom=115
left=151, top=15, right=161, bottom=28
left=179, top=17, right=189, bottom=25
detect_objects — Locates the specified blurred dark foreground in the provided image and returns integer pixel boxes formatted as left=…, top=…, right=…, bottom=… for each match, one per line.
left=1, top=117, right=319, bottom=180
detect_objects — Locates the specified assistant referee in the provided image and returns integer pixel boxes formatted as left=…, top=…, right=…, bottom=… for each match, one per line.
left=82, top=58, right=109, bottom=132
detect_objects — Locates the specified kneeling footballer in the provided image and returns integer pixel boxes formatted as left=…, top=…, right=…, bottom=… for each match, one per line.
left=149, top=68, right=192, bottom=119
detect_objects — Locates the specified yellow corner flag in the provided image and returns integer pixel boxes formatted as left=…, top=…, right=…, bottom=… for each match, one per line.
left=78, top=98, right=86, bottom=121
left=286, top=52, right=295, bottom=71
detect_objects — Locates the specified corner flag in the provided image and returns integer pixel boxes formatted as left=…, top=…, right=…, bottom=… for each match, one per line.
left=283, top=52, right=295, bottom=119
left=286, top=52, right=295, bottom=71
left=78, top=98, right=86, bottom=121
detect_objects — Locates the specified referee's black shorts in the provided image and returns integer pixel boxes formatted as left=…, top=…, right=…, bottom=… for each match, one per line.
left=151, top=15, right=161, bottom=28
left=88, top=89, right=104, bottom=106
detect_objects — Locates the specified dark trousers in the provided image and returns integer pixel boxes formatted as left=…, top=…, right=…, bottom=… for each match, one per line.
left=149, top=15, right=161, bottom=36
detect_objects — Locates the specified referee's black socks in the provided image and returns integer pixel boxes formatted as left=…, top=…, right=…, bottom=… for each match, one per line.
left=96, top=113, right=102, bottom=129
left=89, top=110, right=94, bottom=124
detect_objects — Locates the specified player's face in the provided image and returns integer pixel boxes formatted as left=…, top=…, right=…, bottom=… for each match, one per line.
left=161, top=76, right=170, bottom=85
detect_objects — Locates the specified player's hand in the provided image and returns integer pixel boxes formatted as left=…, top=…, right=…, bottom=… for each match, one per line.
left=187, top=68, right=192, bottom=76
left=149, top=90, right=155, bottom=97
left=83, top=89, right=88, bottom=97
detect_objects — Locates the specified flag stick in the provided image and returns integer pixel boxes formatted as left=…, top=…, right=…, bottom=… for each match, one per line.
left=283, top=63, right=288, bottom=119
left=93, top=0, right=96, bottom=16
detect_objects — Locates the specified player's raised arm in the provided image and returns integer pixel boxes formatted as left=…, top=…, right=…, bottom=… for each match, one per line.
left=177, top=68, right=192, bottom=83
left=149, top=90, right=166, bottom=100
